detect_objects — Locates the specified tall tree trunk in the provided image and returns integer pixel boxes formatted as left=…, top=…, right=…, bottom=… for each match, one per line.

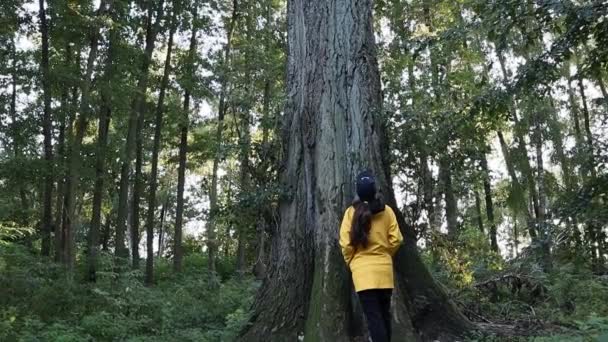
left=207, top=0, right=239, bottom=274
left=87, top=13, right=116, bottom=282
left=440, top=158, right=458, bottom=238
left=240, top=0, right=472, bottom=340
left=474, top=190, right=484, bottom=233
left=158, top=199, right=167, bottom=258
left=498, top=52, right=540, bottom=238
left=60, top=0, right=107, bottom=270
left=9, top=39, right=28, bottom=220
left=55, top=85, right=78, bottom=261
left=145, top=11, right=177, bottom=285
left=132, top=97, right=144, bottom=269
left=38, top=0, right=53, bottom=257
left=174, top=5, right=199, bottom=273
left=53, top=44, right=74, bottom=260
left=480, top=153, right=498, bottom=252
left=577, top=75, right=597, bottom=179
left=115, top=0, right=165, bottom=260
left=534, top=117, right=552, bottom=271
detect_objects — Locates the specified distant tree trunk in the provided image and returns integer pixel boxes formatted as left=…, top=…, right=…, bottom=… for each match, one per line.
left=208, top=0, right=239, bottom=274
left=480, top=153, right=498, bottom=252
left=158, top=199, right=167, bottom=258
left=235, top=106, right=251, bottom=277
left=88, top=13, right=116, bottom=282
left=240, top=0, right=472, bottom=340
left=498, top=52, right=539, bottom=238
left=474, top=190, right=484, bottom=233
left=145, top=12, right=177, bottom=285
left=53, top=44, right=74, bottom=260
left=534, top=117, right=552, bottom=271
left=577, top=75, right=597, bottom=179
left=174, top=6, right=199, bottom=273
left=132, top=104, right=144, bottom=269
left=38, top=0, right=53, bottom=257
left=61, top=0, right=107, bottom=270
left=116, top=0, right=164, bottom=260
left=440, top=158, right=458, bottom=238
left=55, top=85, right=78, bottom=261
left=9, top=40, right=28, bottom=220
left=567, top=73, right=585, bottom=173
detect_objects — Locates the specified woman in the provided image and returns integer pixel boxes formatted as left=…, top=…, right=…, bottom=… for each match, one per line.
left=339, top=171, right=403, bottom=342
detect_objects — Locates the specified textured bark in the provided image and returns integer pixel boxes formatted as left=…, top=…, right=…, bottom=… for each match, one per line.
left=88, top=10, right=116, bottom=282
left=207, top=0, right=239, bottom=274
left=61, top=0, right=107, bottom=269
left=240, top=1, right=472, bottom=340
left=116, top=0, right=164, bottom=260
left=38, top=0, right=53, bottom=257
left=174, top=6, right=198, bottom=272
left=480, top=153, right=498, bottom=252
left=145, top=11, right=177, bottom=285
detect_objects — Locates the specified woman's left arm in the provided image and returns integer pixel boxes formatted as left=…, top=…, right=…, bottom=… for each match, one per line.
left=387, top=207, right=403, bottom=256
left=339, top=208, right=355, bottom=266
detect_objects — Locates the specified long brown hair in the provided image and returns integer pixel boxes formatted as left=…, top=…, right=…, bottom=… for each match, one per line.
left=350, top=198, right=372, bottom=248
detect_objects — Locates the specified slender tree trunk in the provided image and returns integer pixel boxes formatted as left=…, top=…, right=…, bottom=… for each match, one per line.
left=240, top=1, right=472, bottom=340
left=87, top=14, right=116, bottom=282
left=38, top=0, right=53, bottom=257
left=440, top=159, right=458, bottom=238
left=474, top=190, right=484, bottom=233
left=132, top=99, right=144, bottom=269
left=55, top=85, right=78, bottom=262
left=60, top=0, right=107, bottom=270
left=207, top=0, right=239, bottom=274
left=498, top=52, right=540, bottom=238
left=158, top=200, right=167, bottom=258
left=116, top=0, right=165, bottom=260
left=53, top=44, right=73, bottom=260
left=534, top=118, right=552, bottom=271
left=577, top=75, right=597, bottom=179
left=481, top=153, right=498, bottom=252
left=174, top=6, right=198, bottom=273
left=145, top=12, right=177, bottom=285
left=9, top=40, right=28, bottom=220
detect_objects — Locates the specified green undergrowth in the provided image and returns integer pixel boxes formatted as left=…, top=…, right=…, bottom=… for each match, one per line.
left=0, top=243, right=258, bottom=341
left=425, top=228, right=608, bottom=342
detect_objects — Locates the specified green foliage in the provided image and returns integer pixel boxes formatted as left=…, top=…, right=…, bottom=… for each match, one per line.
left=0, top=243, right=257, bottom=341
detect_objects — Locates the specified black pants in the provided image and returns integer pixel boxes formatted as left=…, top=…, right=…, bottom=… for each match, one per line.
left=358, top=289, right=392, bottom=342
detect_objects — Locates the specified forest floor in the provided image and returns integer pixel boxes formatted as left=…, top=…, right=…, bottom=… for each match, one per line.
left=2, top=241, right=608, bottom=341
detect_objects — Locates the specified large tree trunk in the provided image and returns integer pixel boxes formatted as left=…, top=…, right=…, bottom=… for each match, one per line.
left=38, top=0, right=53, bottom=257
left=240, top=1, right=472, bottom=340
left=115, top=0, right=164, bottom=260
left=145, top=11, right=177, bottom=285
left=207, top=0, right=239, bottom=274
left=87, top=9, right=116, bottom=282
left=474, top=190, right=484, bottom=233
left=60, top=0, right=107, bottom=270
left=480, top=153, right=498, bottom=252
left=174, top=6, right=199, bottom=273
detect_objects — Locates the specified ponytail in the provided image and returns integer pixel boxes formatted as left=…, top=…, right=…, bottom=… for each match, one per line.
left=350, top=199, right=373, bottom=248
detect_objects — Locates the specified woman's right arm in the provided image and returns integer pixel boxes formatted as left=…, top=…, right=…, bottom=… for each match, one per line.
left=387, top=206, right=403, bottom=256
left=339, top=208, right=354, bottom=265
